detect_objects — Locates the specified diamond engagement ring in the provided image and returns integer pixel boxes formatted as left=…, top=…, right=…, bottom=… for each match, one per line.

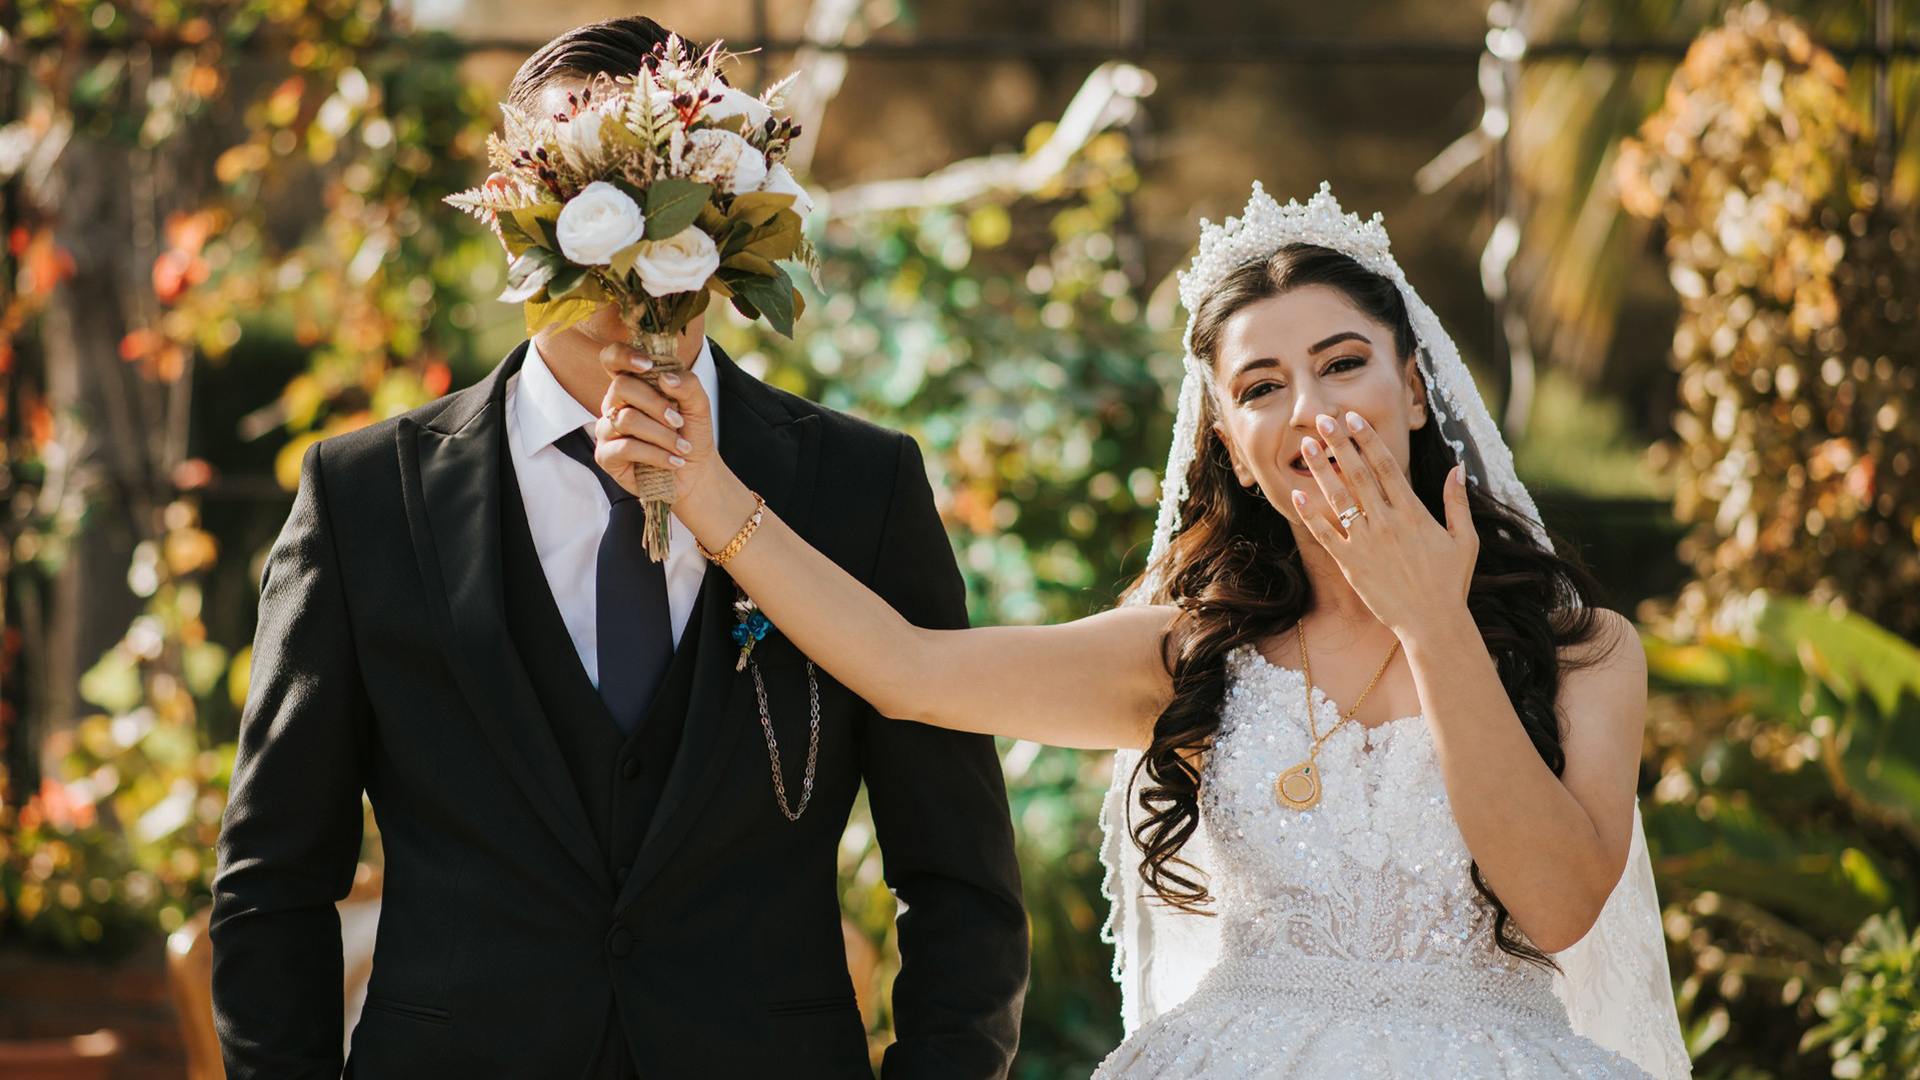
left=1338, top=506, right=1364, bottom=530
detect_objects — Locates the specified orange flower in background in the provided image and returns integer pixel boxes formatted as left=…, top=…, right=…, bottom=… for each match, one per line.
left=14, top=227, right=75, bottom=299
left=422, top=361, right=451, bottom=397
left=118, top=328, right=187, bottom=381
left=151, top=250, right=207, bottom=304
left=151, top=210, right=223, bottom=305
left=30, top=778, right=97, bottom=833
left=25, top=395, right=53, bottom=449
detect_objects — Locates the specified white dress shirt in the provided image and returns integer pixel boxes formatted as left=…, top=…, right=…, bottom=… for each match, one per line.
left=504, top=336, right=721, bottom=687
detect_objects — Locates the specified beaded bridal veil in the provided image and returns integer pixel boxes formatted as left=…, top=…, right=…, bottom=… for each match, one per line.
left=1097, top=184, right=1692, bottom=1079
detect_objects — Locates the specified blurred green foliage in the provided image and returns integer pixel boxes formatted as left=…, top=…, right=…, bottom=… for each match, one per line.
left=1644, top=591, right=1920, bottom=1077
left=1805, top=911, right=1920, bottom=1080
left=3, top=501, right=235, bottom=950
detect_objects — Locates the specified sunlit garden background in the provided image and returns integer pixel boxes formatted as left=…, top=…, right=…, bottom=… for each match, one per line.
left=3, top=0, right=1920, bottom=1076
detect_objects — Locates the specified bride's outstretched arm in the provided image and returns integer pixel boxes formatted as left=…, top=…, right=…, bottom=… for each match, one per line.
left=593, top=362, right=1174, bottom=751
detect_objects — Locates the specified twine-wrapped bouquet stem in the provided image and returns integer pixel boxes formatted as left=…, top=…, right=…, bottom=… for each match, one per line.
left=622, top=312, right=685, bottom=560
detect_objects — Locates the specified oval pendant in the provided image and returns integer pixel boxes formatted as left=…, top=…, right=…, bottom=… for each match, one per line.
left=1275, top=760, right=1321, bottom=810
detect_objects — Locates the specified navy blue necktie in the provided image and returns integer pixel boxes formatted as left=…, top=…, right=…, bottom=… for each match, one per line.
left=554, top=428, right=672, bottom=736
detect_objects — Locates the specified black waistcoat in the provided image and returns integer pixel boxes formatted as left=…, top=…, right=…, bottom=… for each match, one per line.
left=497, top=444, right=706, bottom=883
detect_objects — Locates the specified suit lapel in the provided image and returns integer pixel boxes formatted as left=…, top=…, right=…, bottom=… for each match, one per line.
left=397, top=341, right=607, bottom=889
left=619, top=341, right=822, bottom=910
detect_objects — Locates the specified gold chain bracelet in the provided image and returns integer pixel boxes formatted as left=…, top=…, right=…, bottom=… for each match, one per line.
left=699, top=491, right=766, bottom=565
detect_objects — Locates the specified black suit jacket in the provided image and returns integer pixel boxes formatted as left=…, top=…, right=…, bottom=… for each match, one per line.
left=211, top=342, right=1028, bottom=1079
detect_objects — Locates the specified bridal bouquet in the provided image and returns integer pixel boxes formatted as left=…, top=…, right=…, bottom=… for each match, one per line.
left=446, top=37, right=814, bottom=559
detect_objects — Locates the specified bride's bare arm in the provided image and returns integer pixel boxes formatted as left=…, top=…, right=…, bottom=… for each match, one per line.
left=594, top=363, right=1174, bottom=751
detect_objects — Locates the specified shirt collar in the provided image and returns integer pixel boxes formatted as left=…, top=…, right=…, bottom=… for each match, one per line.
left=518, top=335, right=717, bottom=454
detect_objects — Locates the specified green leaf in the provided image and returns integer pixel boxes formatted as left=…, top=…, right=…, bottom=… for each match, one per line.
left=505, top=204, right=563, bottom=251
left=726, top=191, right=796, bottom=227
left=1642, top=636, right=1734, bottom=687
left=496, top=212, right=537, bottom=255
left=644, top=178, right=714, bottom=240
left=716, top=219, right=754, bottom=258
left=546, top=263, right=593, bottom=300
left=1754, top=593, right=1920, bottom=716
left=609, top=177, right=649, bottom=209
left=735, top=210, right=804, bottom=262
left=609, top=242, right=645, bottom=278
left=524, top=295, right=597, bottom=336
left=500, top=247, right=564, bottom=303
left=733, top=265, right=797, bottom=337
left=720, top=251, right=780, bottom=278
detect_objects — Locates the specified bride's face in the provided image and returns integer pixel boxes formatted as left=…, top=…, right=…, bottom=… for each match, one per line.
left=1209, top=284, right=1428, bottom=524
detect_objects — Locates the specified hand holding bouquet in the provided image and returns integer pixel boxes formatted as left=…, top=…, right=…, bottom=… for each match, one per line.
left=447, top=36, right=813, bottom=559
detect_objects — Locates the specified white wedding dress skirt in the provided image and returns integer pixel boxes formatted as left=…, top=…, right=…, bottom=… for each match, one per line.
left=1094, top=646, right=1656, bottom=1079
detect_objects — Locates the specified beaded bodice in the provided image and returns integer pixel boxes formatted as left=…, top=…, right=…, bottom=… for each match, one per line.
left=1200, top=644, right=1559, bottom=1012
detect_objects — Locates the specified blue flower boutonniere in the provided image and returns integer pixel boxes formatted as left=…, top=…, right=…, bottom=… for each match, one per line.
left=732, top=592, right=772, bottom=672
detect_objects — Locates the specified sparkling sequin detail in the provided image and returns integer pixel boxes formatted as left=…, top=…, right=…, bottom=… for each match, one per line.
left=1091, top=647, right=1653, bottom=1079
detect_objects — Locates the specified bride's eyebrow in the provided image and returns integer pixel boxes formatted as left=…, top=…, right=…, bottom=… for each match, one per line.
left=1308, top=331, right=1372, bottom=354
left=1232, top=357, right=1284, bottom=381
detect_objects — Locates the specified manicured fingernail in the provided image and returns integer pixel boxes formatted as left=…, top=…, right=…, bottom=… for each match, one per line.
left=1291, top=490, right=1307, bottom=508
left=1316, top=414, right=1337, bottom=436
left=675, top=438, right=692, bottom=454
left=1302, top=438, right=1321, bottom=458
left=599, top=343, right=625, bottom=364
left=665, top=408, right=684, bottom=428
left=629, top=352, right=652, bottom=371
left=1346, top=411, right=1365, bottom=432
left=669, top=455, right=687, bottom=468
left=661, top=372, right=681, bottom=388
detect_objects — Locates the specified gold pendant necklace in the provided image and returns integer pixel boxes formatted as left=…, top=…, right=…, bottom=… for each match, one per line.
left=1274, top=622, right=1401, bottom=811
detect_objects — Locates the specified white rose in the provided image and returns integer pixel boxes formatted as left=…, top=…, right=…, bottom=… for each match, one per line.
left=704, top=86, right=773, bottom=131
left=631, top=227, right=720, bottom=297
left=556, top=108, right=606, bottom=172
left=685, top=128, right=768, bottom=196
left=555, top=181, right=646, bottom=266
left=760, top=163, right=815, bottom=217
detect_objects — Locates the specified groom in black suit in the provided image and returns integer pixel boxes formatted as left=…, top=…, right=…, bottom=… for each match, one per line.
left=210, top=17, right=1028, bottom=1079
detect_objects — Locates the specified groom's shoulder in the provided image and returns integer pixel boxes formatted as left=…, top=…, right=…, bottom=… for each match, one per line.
left=300, top=386, right=474, bottom=483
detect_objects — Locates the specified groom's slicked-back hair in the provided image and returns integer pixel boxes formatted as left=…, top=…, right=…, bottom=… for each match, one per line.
left=508, top=17, right=695, bottom=115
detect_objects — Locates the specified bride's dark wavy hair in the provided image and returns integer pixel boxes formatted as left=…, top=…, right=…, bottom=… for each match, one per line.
left=1126, top=243, right=1607, bottom=968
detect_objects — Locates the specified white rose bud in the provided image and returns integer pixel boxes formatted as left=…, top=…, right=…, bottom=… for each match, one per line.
left=631, top=227, right=720, bottom=297
left=760, top=163, right=815, bottom=218
left=685, top=128, right=768, bottom=196
left=556, top=108, right=606, bottom=172
left=554, top=181, right=647, bottom=266
left=704, top=86, right=773, bottom=131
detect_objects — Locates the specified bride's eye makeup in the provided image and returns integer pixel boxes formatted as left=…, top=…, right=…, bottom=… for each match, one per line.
left=1236, top=380, right=1282, bottom=405
left=1237, top=355, right=1365, bottom=404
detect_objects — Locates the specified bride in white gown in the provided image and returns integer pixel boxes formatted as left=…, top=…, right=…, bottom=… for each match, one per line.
left=591, top=183, right=1693, bottom=1079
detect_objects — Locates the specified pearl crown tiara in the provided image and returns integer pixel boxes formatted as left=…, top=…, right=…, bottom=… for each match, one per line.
left=1176, top=182, right=1398, bottom=319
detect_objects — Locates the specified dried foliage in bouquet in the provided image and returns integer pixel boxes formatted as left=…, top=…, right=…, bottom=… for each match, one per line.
left=1616, top=4, right=1920, bottom=640
left=446, top=37, right=815, bottom=558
